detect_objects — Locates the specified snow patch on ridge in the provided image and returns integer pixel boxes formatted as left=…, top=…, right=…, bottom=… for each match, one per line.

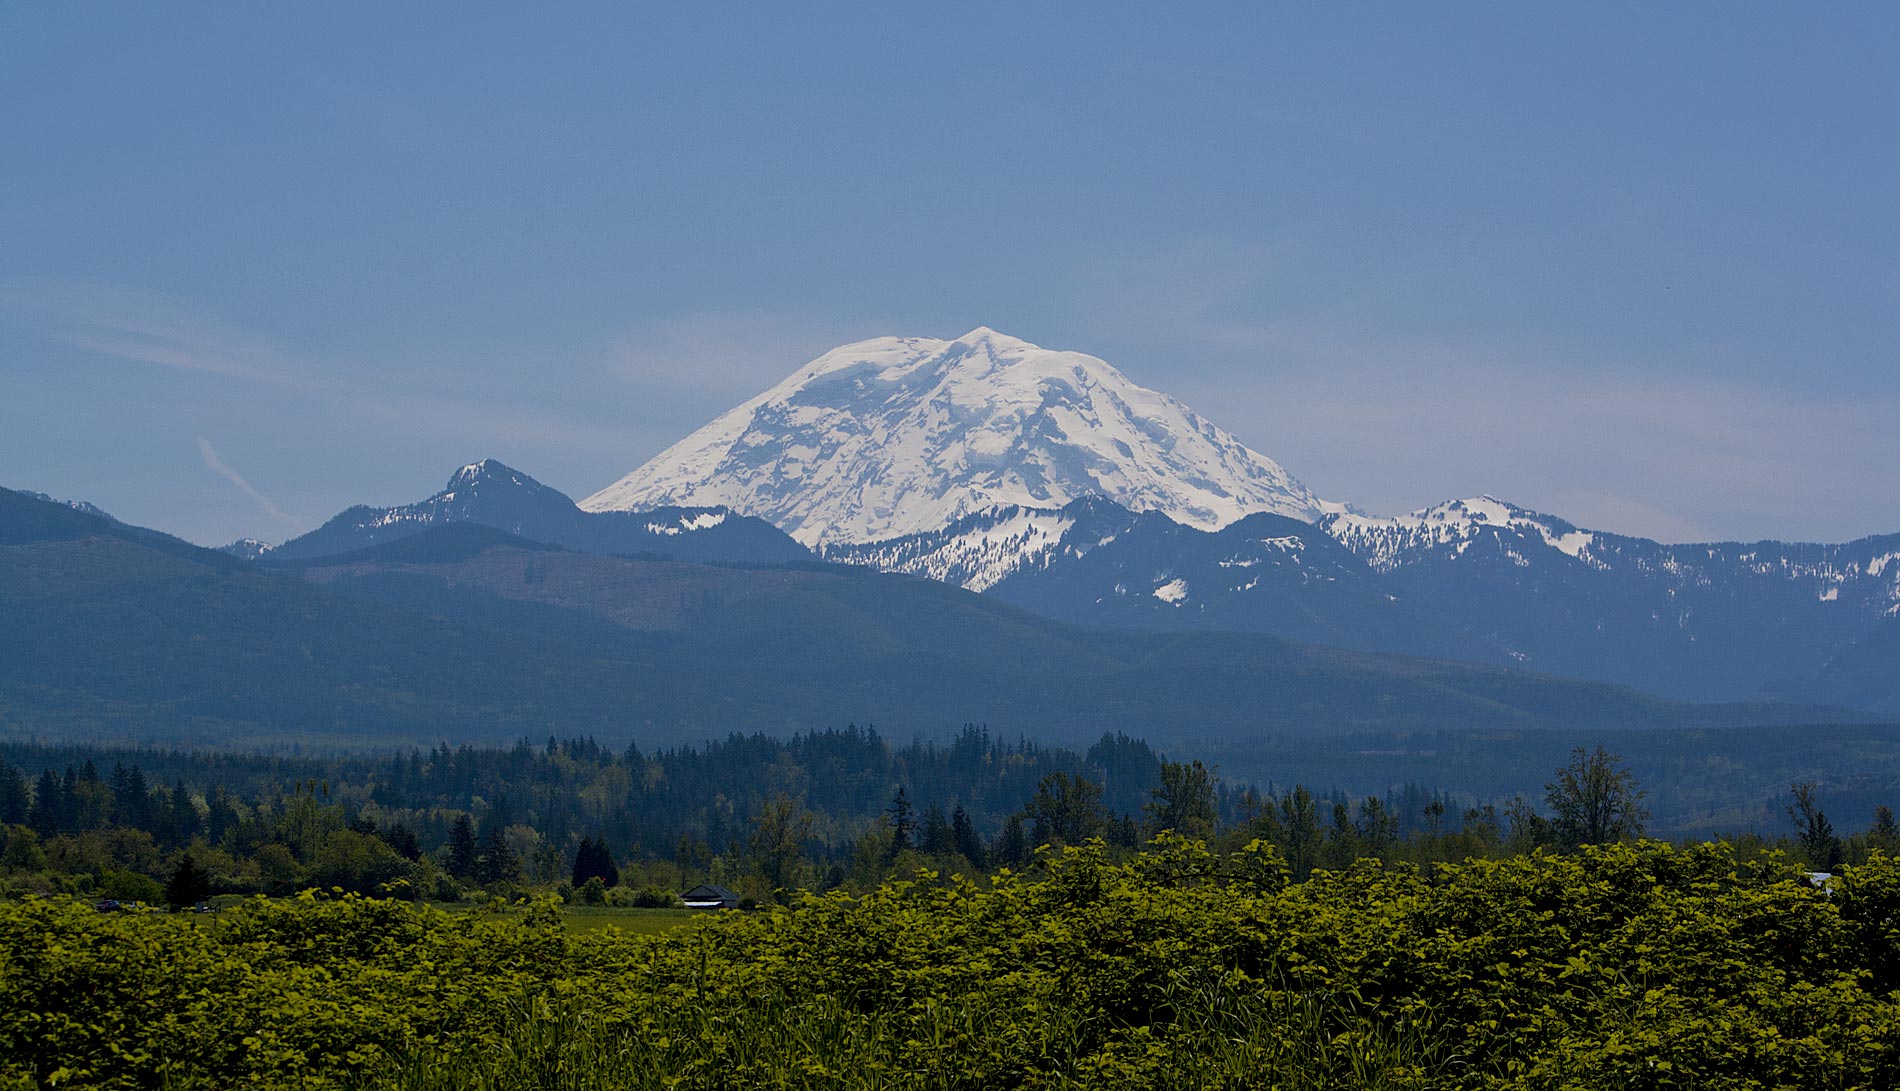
left=824, top=505, right=1078, bottom=592
left=645, top=511, right=729, bottom=536
left=1323, top=496, right=1602, bottom=573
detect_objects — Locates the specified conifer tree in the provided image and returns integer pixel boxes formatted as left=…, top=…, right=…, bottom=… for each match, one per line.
left=951, top=805, right=986, bottom=868
left=28, top=770, right=61, bottom=836
left=476, top=822, right=521, bottom=886
left=165, top=852, right=210, bottom=909
left=1276, top=786, right=1322, bottom=878
left=886, top=787, right=915, bottom=860
left=392, top=823, right=423, bottom=860
left=571, top=836, right=620, bottom=889
left=921, top=803, right=951, bottom=855
left=446, top=814, right=479, bottom=879
left=1872, top=806, right=1900, bottom=855
left=0, top=764, right=28, bottom=825
left=993, top=814, right=1028, bottom=868
left=170, top=783, right=201, bottom=845
left=206, top=787, right=240, bottom=847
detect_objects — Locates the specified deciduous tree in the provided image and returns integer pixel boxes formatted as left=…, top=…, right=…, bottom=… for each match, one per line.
left=1145, top=759, right=1217, bottom=840
left=1789, top=781, right=1843, bottom=870
left=1545, top=746, right=1648, bottom=848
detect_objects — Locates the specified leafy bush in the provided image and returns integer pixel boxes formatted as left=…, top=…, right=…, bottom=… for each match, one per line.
left=629, top=886, right=675, bottom=908
left=2, top=841, right=1898, bottom=1089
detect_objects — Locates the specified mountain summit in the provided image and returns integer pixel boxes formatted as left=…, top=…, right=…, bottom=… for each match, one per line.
left=258, top=458, right=810, bottom=564
left=581, top=328, right=1324, bottom=547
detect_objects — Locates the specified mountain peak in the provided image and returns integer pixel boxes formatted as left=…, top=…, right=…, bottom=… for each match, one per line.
left=1323, top=495, right=1597, bottom=571
left=267, top=460, right=812, bottom=564
left=582, top=330, right=1324, bottom=547
left=953, top=325, right=1029, bottom=348
left=217, top=538, right=276, bottom=561
left=444, top=458, right=532, bottom=492
left=23, top=490, right=118, bottom=523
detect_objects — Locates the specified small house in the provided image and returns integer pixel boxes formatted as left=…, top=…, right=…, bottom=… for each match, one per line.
left=681, top=883, right=740, bottom=910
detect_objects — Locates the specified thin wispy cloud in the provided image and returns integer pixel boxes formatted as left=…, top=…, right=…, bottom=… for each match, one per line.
left=2, top=278, right=311, bottom=387
left=196, top=437, right=297, bottom=524
left=599, top=311, right=878, bottom=401
left=1067, top=240, right=1900, bottom=544
left=1245, top=357, right=1900, bottom=541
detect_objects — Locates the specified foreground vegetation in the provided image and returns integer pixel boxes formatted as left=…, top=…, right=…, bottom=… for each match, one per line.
left=5, top=837, right=1900, bottom=1090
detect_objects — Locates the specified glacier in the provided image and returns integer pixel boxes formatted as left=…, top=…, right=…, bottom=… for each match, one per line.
left=580, top=327, right=1323, bottom=547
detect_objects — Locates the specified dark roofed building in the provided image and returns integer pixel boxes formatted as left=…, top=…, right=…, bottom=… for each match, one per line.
left=682, top=883, right=740, bottom=910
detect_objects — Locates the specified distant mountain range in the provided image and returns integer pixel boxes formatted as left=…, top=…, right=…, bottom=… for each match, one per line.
left=1322, top=496, right=1900, bottom=704
left=12, top=484, right=1833, bottom=754
left=577, top=328, right=1898, bottom=709
left=16, top=327, right=1896, bottom=726
left=818, top=489, right=1900, bottom=706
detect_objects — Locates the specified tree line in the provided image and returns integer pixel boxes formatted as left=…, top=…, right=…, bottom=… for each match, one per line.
left=0, top=732, right=1890, bottom=908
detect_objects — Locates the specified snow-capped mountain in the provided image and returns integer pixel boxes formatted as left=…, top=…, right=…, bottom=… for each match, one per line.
left=1323, top=496, right=1602, bottom=573
left=827, top=487, right=1900, bottom=703
left=569, top=322, right=1897, bottom=707
left=23, top=491, right=119, bottom=523
left=822, top=496, right=1150, bottom=593
left=257, top=459, right=811, bottom=565
left=219, top=538, right=276, bottom=561
left=1321, top=495, right=1900, bottom=620
left=1319, top=495, right=1900, bottom=701
left=825, top=496, right=1487, bottom=658
left=581, top=328, right=1323, bottom=548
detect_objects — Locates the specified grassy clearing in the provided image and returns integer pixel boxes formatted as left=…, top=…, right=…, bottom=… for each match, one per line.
left=150, top=897, right=706, bottom=937
left=557, top=904, right=701, bottom=936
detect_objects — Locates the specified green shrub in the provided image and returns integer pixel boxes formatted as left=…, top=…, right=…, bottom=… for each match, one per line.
left=3, top=841, right=1899, bottom=1090
left=99, top=869, right=163, bottom=904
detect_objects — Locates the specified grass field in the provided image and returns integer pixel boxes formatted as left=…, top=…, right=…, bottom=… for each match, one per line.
left=556, top=904, right=703, bottom=935
left=167, top=897, right=708, bottom=938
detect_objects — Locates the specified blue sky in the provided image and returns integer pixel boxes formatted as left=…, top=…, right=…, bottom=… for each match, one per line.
left=3, top=6, right=1895, bottom=546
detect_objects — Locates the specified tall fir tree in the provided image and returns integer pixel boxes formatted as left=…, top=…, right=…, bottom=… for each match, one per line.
left=28, top=769, right=61, bottom=836
left=994, top=814, right=1028, bottom=868
left=476, top=822, right=521, bottom=886
left=921, top=803, right=952, bottom=856
left=170, top=783, right=202, bottom=846
left=446, top=814, right=479, bottom=880
left=0, top=764, right=29, bottom=825
left=165, top=852, right=210, bottom=909
left=951, top=805, right=986, bottom=868
left=571, top=836, right=619, bottom=889
left=886, top=787, right=915, bottom=860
